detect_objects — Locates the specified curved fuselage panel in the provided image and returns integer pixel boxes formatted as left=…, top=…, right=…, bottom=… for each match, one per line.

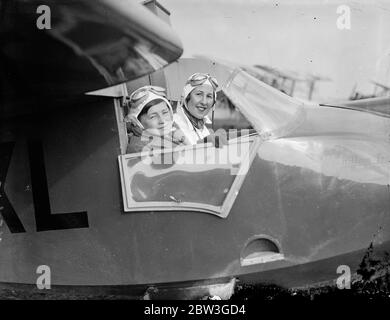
left=1, top=97, right=389, bottom=291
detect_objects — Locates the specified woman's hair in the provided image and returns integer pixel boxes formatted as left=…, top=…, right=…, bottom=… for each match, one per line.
left=137, top=98, right=166, bottom=120
left=185, top=95, right=191, bottom=106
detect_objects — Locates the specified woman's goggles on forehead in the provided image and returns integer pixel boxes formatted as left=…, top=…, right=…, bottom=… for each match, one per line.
left=187, top=73, right=219, bottom=90
left=129, top=86, right=167, bottom=103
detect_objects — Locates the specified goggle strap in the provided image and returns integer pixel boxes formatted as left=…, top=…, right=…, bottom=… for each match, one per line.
left=129, top=86, right=167, bottom=103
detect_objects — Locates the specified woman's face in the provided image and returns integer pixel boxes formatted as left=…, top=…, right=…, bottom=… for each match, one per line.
left=186, top=84, right=214, bottom=119
left=139, top=101, right=173, bottom=135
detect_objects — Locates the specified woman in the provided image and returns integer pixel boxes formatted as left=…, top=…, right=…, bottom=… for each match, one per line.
left=125, top=86, right=188, bottom=153
left=174, top=73, right=220, bottom=145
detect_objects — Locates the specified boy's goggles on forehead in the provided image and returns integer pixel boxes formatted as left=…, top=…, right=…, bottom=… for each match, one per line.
left=129, top=86, right=167, bottom=105
left=187, top=73, right=219, bottom=90
left=127, top=85, right=173, bottom=121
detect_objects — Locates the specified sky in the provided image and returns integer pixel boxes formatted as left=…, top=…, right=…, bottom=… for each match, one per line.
left=159, top=0, right=390, bottom=101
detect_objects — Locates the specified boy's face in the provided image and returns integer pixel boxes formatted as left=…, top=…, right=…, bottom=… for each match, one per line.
left=139, top=101, right=173, bottom=135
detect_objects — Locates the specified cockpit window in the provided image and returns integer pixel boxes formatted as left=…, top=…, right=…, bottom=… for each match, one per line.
left=118, top=135, right=260, bottom=218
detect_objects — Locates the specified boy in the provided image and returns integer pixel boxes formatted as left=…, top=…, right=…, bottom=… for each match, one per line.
left=125, top=86, right=188, bottom=153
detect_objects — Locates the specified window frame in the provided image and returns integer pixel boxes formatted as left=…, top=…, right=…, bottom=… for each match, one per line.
left=118, top=135, right=261, bottom=218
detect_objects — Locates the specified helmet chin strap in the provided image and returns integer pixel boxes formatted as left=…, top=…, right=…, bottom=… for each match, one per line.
left=211, top=98, right=216, bottom=131
left=212, top=107, right=215, bottom=131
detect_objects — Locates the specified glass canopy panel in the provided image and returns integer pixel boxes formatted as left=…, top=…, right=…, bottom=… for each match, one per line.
left=223, top=70, right=307, bottom=139
left=119, top=135, right=259, bottom=218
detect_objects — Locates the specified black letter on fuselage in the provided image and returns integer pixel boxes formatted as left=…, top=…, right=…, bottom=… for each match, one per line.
left=0, top=142, right=26, bottom=233
left=27, top=140, right=89, bottom=231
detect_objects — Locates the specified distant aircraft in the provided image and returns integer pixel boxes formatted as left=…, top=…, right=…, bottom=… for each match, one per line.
left=242, top=64, right=331, bottom=101
left=349, top=80, right=390, bottom=101
left=1, top=0, right=390, bottom=300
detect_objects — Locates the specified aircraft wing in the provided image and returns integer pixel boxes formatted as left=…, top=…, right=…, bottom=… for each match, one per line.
left=0, top=0, right=183, bottom=117
left=322, top=97, right=390, bottom=117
